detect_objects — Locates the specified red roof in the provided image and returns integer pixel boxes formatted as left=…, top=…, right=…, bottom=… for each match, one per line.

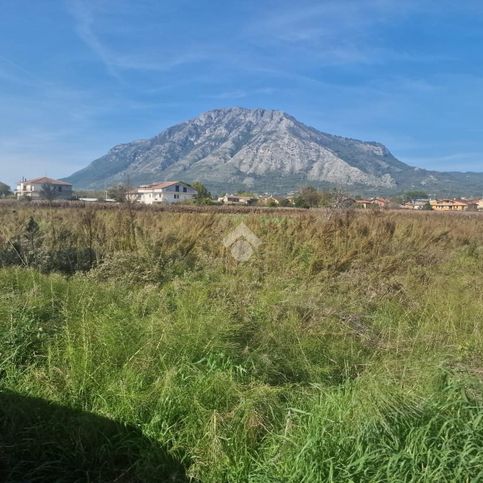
left=22, top=177, right=72, bottom=186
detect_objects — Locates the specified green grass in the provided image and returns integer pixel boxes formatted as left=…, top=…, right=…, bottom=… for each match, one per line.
left=0, top=206, right=482, bottom=481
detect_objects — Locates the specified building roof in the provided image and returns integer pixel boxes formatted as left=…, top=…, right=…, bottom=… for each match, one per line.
left=21, top=177, right=72, bottom=186
left=138, top=181, right=193, bottom=190
left=433, top=199, right=469, bottom=206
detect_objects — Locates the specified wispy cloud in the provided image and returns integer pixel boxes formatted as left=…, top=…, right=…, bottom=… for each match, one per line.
left=66, top=0, right=215, bottom=79
left=67, top=0, right=124, bottom=79
left=0, top=55, right=45, bottom=86
left=245, top=0, right=458, bottom=67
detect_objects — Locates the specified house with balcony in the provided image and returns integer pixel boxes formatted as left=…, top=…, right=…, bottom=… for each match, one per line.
left=131, top=181, right=197, bottom=204
left=430, top=199, right=478, bottom=211
left=15, top=177, right=73, bottom=200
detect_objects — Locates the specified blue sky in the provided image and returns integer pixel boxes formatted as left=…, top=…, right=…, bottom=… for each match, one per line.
left=1, top=0, right=483, bottom=189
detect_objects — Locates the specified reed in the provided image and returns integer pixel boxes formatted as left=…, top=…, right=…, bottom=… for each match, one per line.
left=0, top=205, right=482, bottom=481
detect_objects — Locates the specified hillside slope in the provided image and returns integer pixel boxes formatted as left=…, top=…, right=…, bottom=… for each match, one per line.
left=67, top=108, right=483, bottom=195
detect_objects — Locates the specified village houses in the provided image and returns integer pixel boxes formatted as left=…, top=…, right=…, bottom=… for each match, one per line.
left=10, top=175, right=483, bottom=212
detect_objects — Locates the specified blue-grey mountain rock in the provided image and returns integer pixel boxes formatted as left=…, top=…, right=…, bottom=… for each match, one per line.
left=66, top=108, right=483, bottom=195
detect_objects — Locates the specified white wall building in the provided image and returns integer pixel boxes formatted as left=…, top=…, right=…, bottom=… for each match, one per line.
left=15, top=177, right=73, bottom=200
left=133, top=181, right=198, bottom=204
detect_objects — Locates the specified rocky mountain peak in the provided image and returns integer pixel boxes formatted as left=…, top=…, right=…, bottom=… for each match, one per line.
left=66, top=107, right=483, bottom=195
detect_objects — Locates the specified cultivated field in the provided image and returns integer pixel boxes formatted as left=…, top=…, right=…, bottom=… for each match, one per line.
left=0, top=204, right=482, bottom=481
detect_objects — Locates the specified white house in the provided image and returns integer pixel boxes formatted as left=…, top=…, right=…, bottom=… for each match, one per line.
left=15, top=177, right=73, bottom=200
left=133, top=181, right=198, bottom=204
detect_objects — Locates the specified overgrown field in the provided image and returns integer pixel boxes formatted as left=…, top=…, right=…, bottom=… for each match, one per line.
left=1, top=205, right=482, bottom=482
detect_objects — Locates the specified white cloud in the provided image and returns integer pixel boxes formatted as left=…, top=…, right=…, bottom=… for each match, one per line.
left=66, top=0, right=215, bottom=78
left=244, top=0, right=463, bottom=67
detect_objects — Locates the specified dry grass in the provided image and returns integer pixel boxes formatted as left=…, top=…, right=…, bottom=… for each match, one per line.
left=0, top=204, right=482, bottom=481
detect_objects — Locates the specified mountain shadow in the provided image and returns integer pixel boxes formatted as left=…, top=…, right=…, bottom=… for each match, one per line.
left=0, top=390, right=188, bottom=482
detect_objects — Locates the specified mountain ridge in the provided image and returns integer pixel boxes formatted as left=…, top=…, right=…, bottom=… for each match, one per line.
left=66, top=107, right=483, bottom=195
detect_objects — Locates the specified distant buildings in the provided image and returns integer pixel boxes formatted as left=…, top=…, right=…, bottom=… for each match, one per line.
left=9, top=176, right=483, bottom=213
left=257, top=195, right=286, bottom=206
left=430, top=199, right=479, bottom=211
left=355, top=197, right=390, bottom=209
left=217, top=194, right=258, bottom=205
left=130, top=181, right=197, bottom=204
left=401, top=199, right=431, bottom=210
left=15, top=177, right=73, bottom=200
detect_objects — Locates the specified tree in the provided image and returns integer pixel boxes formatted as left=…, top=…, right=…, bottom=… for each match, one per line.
left=0, top=182, right=12, bottom=198
left=40, top=183, right=59, bottom=202
left=192, top=181, right=212, bottom=204
left=331, top=189, right=355, bottom=209
left=293, top=186, right=322, bottom=208
left=403, top=190, right=429, bottom=202
left=107, top=184, right=130, bottom=203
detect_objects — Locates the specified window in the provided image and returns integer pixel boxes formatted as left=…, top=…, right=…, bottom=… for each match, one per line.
left=175, top=185, right=180, bottom=192
left=174, top=194, right=179, bottom=199
left=183, top=186, right=187, bottom=192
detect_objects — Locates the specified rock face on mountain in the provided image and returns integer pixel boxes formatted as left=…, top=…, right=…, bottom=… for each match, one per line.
left=67, top=108, right=483, bottom=195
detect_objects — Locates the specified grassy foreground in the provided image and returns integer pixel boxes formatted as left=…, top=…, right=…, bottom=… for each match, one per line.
left=0, top=206, right=483, bottom=481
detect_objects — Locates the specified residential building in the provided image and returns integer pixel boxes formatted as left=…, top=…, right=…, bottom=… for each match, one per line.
left=217, top=194, right=258, bottom=205
left=401, top=199, right=431, bottom=210
left=431, top=199, right=478, bottom=211
left=15, top=177, right=73, bottom=200
left=257, top=195, right=278, bottom=206
left=131, top=181, right=197, bottom=204
left=355, top=197, right=389, bottom=209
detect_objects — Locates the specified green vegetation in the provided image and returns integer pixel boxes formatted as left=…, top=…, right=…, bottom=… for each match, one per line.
left=192, top=181, right=213, bottom=205
left=0, top=205, right=482, bottom=481
left=293, top=186, right=351, bottom=208
left=402, top=190, right=429, bottom=201
left=107, top=183, right=131, bottom=202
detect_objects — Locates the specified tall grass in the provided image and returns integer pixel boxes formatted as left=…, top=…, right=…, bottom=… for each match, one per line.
left=0, top=205, right=482, bottom=481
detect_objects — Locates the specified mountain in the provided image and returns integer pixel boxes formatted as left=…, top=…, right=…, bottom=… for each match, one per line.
left=66, top=107, right=483, bottom=195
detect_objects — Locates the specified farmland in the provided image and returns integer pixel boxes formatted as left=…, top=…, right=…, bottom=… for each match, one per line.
left=1, top=204, right=483, bottom=482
